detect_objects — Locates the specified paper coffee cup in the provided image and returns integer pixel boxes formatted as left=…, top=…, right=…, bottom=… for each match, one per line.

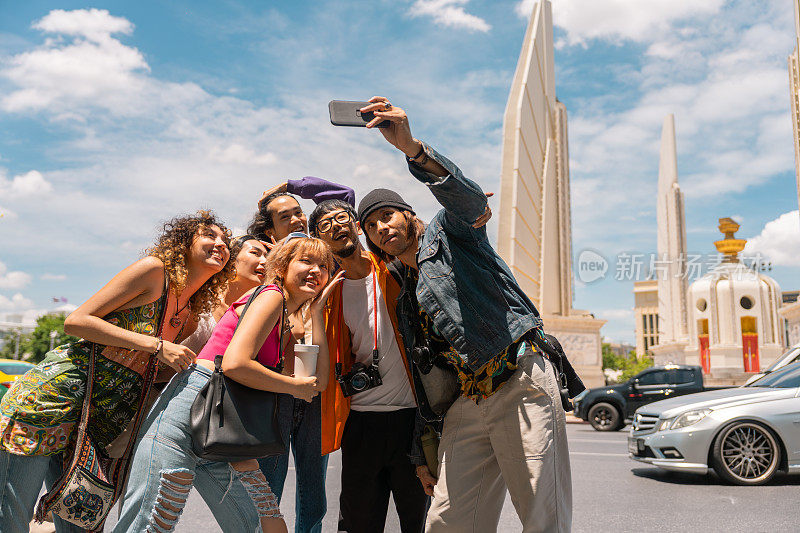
left=294, top=344, right=320, bottom=378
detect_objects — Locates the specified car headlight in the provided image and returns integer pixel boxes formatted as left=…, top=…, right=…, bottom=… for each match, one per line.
left=669, top=409, right=711, bottom=430
left=657, top=418, right=674, bottom=432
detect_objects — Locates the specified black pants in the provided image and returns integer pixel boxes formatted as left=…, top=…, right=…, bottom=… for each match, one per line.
left=339, top=408, right=429, bottom=533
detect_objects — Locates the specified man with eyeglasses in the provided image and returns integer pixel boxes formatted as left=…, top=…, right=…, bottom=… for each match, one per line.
left=308, top=199, right=428, bottom=533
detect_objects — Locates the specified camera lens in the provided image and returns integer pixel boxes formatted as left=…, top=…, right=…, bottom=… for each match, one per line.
left=351, top=373, right=368, bottom=391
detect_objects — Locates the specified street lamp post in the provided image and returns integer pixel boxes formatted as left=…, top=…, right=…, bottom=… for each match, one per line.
left=49, top=330, right=58, bottom=352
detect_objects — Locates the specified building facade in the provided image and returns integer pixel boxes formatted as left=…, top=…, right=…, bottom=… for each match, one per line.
left=634, top=280, right=659, bottom=356
left=782, top=0, right=800, bottom=347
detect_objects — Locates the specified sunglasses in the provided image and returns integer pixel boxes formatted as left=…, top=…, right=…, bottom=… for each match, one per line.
left=284, top=231, right=310, bottom=242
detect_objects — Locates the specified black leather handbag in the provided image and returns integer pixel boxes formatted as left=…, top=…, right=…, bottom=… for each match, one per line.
left=189, top=285, right=287, bottom=462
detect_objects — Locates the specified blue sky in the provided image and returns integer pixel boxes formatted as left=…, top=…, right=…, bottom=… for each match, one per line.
left=0, top=0, right=798, bottom=344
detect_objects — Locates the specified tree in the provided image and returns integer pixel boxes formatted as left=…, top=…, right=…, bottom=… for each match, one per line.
left=17, top=313, right=78, bottom=364
left=0, top=328, right=25, bottom=359
left=601, top=343, right=626, bottom=372
left=602, top=343, right=654, bottom=383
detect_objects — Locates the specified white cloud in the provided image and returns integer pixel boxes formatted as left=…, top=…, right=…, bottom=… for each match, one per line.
left=41, top=273, right=67, bottom=281
left=516, top=0, right=725, bottom=46
left=1, top=9, right=149, bottom=114
left=409, top=0, right=491, bottom=32
left=744, top=211, right=800, bottom=267
left=0, top=10, right=459, bottom=261
left=33, top=8, right=134, bottom=43
left=0, top=293, right=35, bottom=311
left=564, top=0, right=795, bottom=250
left=0, top=305, right=75, bottom=327
left=596, top=309, right=635, bottom=344
left=598, top=308, right=633, bottom=321
left=53, top=303, right=78, bottom=313
left=209, top=144, right=278, bottom=166
left=0, top=262, right=32, bottom=290
left=0, top=170, right=53, bottom=197
left=4, top=4, right=518, bottom=243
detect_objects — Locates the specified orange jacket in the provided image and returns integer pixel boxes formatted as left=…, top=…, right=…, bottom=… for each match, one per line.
left=320, top=252, right=414, bottom=455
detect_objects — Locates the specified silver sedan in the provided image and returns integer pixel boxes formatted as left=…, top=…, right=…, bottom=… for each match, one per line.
left=628, top=362, right=800, bottom=485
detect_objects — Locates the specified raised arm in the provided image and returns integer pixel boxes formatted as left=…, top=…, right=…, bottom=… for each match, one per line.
left=259, top=177, right=355, bottom=209
left=360, top=96, right=490, bottom=230
left=63, top=256, right=196, bottom=372
left=287, top=177, right=355, bottom=206
left=221, top=289, right=318, bottom=401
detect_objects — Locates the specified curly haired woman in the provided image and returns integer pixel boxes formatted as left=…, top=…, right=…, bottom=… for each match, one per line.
left=0, top=210, right=234, bottom=533
left=114, top=236, right=344, bottom=533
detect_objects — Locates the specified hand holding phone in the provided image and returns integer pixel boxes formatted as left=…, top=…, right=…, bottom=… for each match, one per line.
left=329, top=100, right=390, bottom=128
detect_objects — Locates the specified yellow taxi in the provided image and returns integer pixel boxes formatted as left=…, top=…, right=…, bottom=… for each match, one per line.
left=0, top=359, right=35, bottom=399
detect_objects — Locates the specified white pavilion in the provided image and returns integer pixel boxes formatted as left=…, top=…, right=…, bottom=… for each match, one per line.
left=683, top=218, right=784, bottom=378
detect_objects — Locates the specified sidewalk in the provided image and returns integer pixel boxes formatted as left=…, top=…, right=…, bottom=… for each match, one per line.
left=565, top=413, right=585, bottom=424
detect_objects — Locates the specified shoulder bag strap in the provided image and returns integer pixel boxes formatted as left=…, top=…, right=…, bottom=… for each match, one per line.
left=220, top=285, right=286, bottom=373
left=77, top=344, right=97, bottom=439
left=155, top=273, right=171, bottom=337
left=79, top=274, right=170, bottom=429
left=386, top=260, right=405, bottom=288
left=111, top=274, right=172, bottom=495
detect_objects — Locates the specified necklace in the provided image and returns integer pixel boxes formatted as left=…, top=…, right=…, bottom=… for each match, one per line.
left=170, top=295, right=191, bottom=328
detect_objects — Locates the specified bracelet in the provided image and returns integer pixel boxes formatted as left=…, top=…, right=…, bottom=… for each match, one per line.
left=408, top=143, right=425, bottom=161
left=152, top=337, right=163, bottom=356
left=407, top=146, right=429, bottom=166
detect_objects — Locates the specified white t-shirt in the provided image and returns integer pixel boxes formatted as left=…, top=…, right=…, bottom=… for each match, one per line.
left=181, top=313, right=217, bottom=354
left=341, top=273, right=416, bottom=412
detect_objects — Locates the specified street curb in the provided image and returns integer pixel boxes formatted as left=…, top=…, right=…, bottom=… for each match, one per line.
left=565, top=414, right=585, bottom=424
left=29, top=521, right=55, bottom=533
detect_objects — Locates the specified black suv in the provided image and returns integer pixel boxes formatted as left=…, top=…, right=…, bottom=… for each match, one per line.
left=573, top=365, right=716, bottom=431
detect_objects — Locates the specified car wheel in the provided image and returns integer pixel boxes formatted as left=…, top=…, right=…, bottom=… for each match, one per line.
left=711, top=421, right=781, bottom=485
left=588, top=402, right=621, bottom=431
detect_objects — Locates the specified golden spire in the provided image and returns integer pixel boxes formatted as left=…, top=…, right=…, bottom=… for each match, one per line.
left=714, top=217, right=746, bottom=262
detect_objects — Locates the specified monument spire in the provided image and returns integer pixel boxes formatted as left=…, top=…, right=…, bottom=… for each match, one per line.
left=652, top=115, right=689, bottom=362
left=497, top=0, right=556, bottom=307
left=496, top=0, right=604, bottom=386
left=658, top=115, right=679, bottom=189
left=795, top=0, right=800, bottom=46
left=789, top=0, right=800, bottom=211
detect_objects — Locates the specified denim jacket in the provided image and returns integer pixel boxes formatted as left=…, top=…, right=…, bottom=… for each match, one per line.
left=404, top=141, right=543, bottom=372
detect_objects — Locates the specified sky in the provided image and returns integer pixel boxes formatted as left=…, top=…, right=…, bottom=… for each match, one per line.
left=0, top=0, right=798, bottom=344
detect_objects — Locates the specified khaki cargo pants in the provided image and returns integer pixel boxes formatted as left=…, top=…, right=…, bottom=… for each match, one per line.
left=425, top=347, right=572, bottom=533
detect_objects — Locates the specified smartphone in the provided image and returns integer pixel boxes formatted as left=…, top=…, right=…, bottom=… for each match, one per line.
left=329, top=100, right=390, bottom=128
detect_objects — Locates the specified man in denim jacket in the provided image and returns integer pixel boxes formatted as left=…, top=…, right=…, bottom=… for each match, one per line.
left=358, top=97, right=572, bottom=533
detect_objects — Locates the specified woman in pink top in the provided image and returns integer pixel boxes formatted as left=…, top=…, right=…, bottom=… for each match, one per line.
left=181, top=234, right=270, bottom=354
left=116, top=236, right=343, bottom=533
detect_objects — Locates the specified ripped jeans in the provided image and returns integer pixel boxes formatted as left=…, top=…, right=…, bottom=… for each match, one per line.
left=113, top=365, right=281, bottom=533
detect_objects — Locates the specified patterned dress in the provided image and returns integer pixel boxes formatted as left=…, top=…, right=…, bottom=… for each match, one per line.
left=0, top=294, right=167, bottom=457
